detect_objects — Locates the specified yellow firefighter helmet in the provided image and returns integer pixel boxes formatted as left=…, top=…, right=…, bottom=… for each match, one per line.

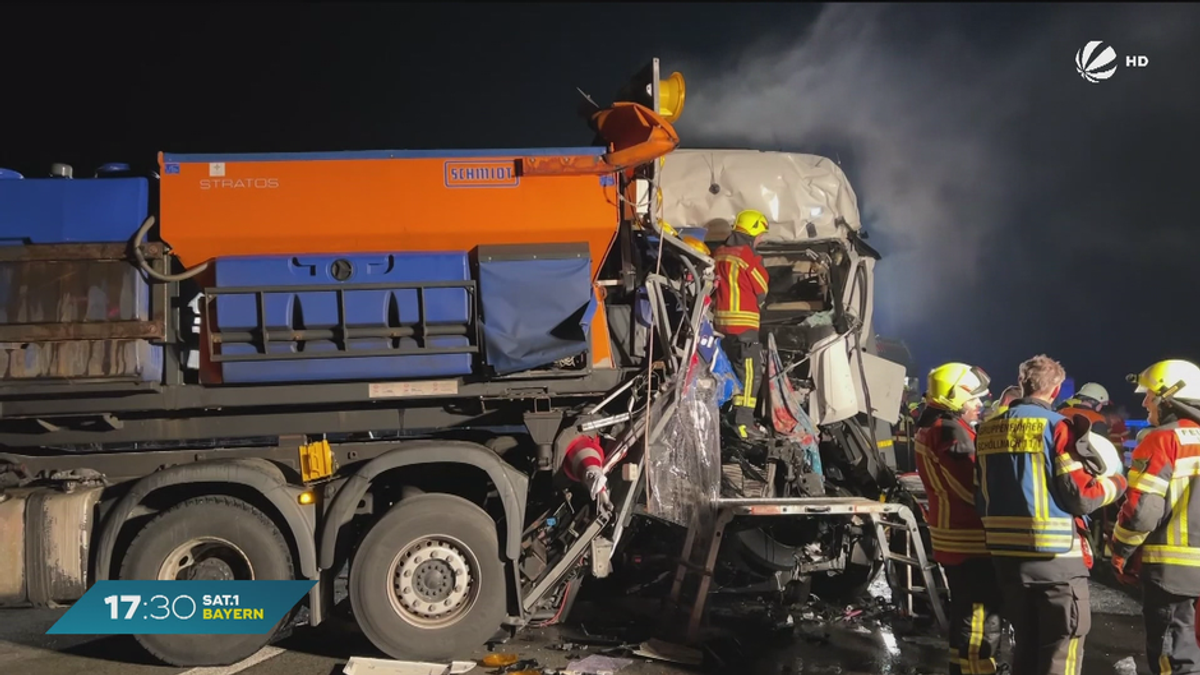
left=926, top=362, right=991, bottom=412
left=733, top=209, right=769, bottom=238
left=1129, top=359, right=1200, bottom=402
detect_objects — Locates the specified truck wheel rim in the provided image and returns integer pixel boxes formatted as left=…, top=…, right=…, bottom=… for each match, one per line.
left=158, top=537, right=255, bottom=581
left=387, top=535, right=478, bottom=629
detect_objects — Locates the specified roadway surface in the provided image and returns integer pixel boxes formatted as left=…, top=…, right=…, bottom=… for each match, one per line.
left=0, top=581, right=1157, bottom=675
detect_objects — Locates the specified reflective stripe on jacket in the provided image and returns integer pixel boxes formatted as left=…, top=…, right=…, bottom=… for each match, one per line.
left=913, top=408, right=988, bottom=565
left=1112, top=419, right=1200, bottom=596
left=713, top=240, right=769, bottom=335
left=976, top=399, right=1126, bottom=568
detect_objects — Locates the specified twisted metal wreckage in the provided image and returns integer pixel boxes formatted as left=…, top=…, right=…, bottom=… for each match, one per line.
left=539, top=144, right=950, bottom=645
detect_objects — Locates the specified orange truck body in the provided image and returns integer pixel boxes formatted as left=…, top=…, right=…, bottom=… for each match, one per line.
left=157, top=148, right=622, bottom=280
left=158, top=148, right=624, bottom=373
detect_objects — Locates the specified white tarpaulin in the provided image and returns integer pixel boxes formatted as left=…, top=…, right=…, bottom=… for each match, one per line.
left=659, top=149, right=862, bottom=244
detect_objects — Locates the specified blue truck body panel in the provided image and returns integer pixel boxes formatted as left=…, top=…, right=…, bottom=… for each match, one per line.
left=211, top=251, right=474, bottom=384
left=0, top=177, right=150, bottom=244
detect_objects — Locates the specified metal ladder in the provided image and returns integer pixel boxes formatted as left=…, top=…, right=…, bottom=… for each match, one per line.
left=871, top=507, right=949, bottom=629
left=659, top=497, right=948, bottom=645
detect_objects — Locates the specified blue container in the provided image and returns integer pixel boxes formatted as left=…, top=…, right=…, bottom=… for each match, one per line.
left=211, top=252, right=474, bottom=384
left=0, top=172, right=161, bottom=384
left=0, top=177, right=151, bottom=244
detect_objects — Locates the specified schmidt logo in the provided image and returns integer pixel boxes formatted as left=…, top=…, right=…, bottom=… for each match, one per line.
left=1075, top=41, right=1149, bottom=83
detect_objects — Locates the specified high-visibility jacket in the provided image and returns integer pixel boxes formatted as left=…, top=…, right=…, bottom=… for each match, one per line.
left=976, top=399, right=1126, bottom=574
left=1057, top=405, right=1110, bottom=439
left=1111, top=418, right=1200, bottom=596
left=913, top=407, right=988, bottom=566
left=713, top=237, right=769, bottom=335
left=1060, top=404, right=1127, bottom=447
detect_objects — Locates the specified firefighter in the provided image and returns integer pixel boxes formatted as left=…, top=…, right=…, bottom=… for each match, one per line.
left=975, top=354, right=1128, bottom=675
left=713, top=209, right=771, bottom=440
left=1056, top=396, right=1083, bottom=411
left=984, top=385, right=1022, bottom=423
left=1057, top=382, right=1111, bottom=438
left=1110, top=359, right=1200, bottom=674
left=912, top=362, right=1001, bottom=675
left=910, top=393, right=928, bottom=421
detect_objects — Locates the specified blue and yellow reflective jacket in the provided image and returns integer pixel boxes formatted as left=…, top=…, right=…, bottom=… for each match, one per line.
left=976, top=402, right=1078, bottom=557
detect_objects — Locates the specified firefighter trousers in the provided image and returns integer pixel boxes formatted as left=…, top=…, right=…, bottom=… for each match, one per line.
left=1142, top=583, right=1200, bottom=675
left=945, top=559, right=1003, bottom=675
left=721, top=330, right=764, bottom=429
left=1001, top=576, right=1090, bottom=675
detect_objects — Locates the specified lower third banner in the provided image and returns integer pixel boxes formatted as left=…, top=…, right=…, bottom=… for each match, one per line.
left=47, top=580, right=316, bottom=635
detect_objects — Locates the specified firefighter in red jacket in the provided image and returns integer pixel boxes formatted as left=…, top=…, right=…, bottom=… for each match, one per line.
left=1110, top=359, right=1200, bottom=674
left=713, top=209, right=771, bottom=440
left=913, top=362, right=1001, bottom=675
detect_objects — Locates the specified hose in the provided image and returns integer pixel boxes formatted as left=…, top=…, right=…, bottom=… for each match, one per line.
left=851, top=321, right=883, bottom=465
left=132, top=215, right=211, bottom=282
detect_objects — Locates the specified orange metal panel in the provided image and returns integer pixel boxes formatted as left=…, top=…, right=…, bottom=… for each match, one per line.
left=158, top=152, right=622, bottom=278
left=590, top=288, right=614, bottom=369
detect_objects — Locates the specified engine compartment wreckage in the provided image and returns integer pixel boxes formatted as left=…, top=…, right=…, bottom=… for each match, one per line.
left=0, top=59, right=940, bottom=667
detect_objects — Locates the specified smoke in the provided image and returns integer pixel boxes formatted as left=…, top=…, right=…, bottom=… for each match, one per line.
left=674, top=3, right=1200, bottom=340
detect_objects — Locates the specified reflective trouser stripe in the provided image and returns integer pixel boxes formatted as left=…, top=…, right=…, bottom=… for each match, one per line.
left=734, top=357, right=755, bottom=409
left=964, top=603, right=997, bottom=674
left=1066, top=637, right=1082, bottom=675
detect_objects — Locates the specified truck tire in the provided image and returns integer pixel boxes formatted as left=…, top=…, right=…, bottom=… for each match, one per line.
left=119, top=495, right=295, bottom=667
left=350, top=493, right=506, bottom=661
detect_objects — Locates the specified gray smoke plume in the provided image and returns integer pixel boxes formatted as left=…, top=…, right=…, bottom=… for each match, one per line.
left=674, top=3, right=1200, bottom=342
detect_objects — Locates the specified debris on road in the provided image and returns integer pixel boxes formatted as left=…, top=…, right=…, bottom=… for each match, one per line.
left=632, top=638, right=703, bottom=666
left=343, top=656, right=477, bottom=675
left=1113, top=656, right=1138, bottom=675
left=563, top=654, right=634, bottom=675
left=481, top=654, right=521, bottom=667
left=485, top=658, right=541, bottom=674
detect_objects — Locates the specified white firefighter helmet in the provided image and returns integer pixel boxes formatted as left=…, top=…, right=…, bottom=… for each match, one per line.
left=1076, top=430, right=1123, bottom=477
left=1077, top=382, right=1110, bottom=405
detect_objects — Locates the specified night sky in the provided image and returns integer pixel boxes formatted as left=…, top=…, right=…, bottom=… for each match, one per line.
left=5, top=3, right=1199, bottom=411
